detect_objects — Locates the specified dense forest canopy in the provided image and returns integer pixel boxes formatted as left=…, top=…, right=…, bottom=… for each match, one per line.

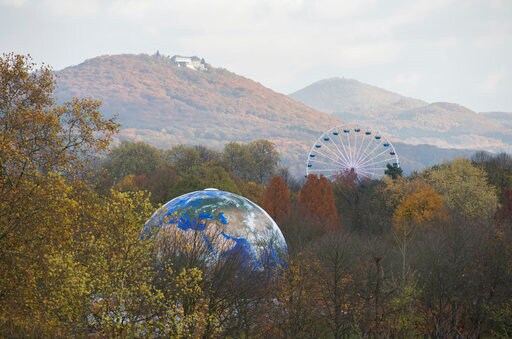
left=2, top=53, right=512, bottom=337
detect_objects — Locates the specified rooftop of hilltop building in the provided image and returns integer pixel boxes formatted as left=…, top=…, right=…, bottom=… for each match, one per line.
left=170, top=54, right=207, bottom=71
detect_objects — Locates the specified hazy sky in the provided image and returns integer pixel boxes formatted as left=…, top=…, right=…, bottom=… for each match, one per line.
left=1, top=0, right=511, bottom=112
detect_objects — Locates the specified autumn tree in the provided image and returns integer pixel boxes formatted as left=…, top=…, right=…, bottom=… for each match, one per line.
left=393, top=183, right=447, bottom=228
left=0, top=53, right=118, bottom=186
left=262, top=176, right=291, bottom=225
left=84, top=190, right=163, bottom=336
left=422, top=158, right=498, bottom=220
left=0, top=53, right=117, bottom=335
left=298, top=174, right=340, bottom=233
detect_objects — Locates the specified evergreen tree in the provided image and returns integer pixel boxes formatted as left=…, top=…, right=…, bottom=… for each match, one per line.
left=385, top=163, right=403, bottom=179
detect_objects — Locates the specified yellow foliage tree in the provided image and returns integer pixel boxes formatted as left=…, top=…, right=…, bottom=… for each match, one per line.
left=1, top=53, right=220, bottom=337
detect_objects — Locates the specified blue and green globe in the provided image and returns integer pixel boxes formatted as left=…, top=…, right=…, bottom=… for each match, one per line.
left=144, top=188, right=288, bottom=271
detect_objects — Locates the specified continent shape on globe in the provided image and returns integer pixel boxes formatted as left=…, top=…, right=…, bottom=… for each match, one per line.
left=145, top=188, right=288, bottom=271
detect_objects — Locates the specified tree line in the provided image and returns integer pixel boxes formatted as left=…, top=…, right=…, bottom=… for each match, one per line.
left=2, top=53, right=512, bottom=337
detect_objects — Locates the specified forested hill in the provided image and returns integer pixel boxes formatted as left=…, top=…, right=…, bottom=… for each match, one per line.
left=290, top=77, right=512, bottom=153
left=290, top=77, right=426, bottom=115
left=54, top=53, right=475, bottom=175
left=54, top=53, right=340, bottom=173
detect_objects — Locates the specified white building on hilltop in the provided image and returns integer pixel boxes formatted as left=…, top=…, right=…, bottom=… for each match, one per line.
left=171, top=55, right=207, bottom=71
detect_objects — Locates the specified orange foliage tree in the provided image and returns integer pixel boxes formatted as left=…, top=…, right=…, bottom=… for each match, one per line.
left=262, top=176, right=291, bottom=225
left=298, top=174, right=340, bottom=232
left=393, top=183, right=447, bottom=228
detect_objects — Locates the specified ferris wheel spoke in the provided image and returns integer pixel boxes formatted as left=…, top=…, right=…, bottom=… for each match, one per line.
left=362, top=167, right=382, bottom=178
left=356, top=135, right=378, bottom=165
left=349, top=130, right=358, bottom=164
left=360, top=155, right=396, bottom=168
left=356, top=138, right=384, bottom=165
left=354, top=130, right=367, bottom=164
left=335, top=135, right=353, bottom=166
left=309, top=158, right=348, bottom=169
left=354, top=170, right=372, bottom=180
left=336, top=133, right=354, bottom=166
left=311, top=149, right=348, bottom=168
left=316, top=147, right=351, bottom=168
left=350, top=130, right=358, bottom=163
left=354, top=165, right=377, bottom=175
left=320, top=139, right=349, bottom=166
left=328, top=133, right=352, bottom=167
left=366, top=167, right=382, bottom=176
left=359, top=156, right=396, bottom=168
left=318, top=138, right=351, bottom=167
left=358, top=166, right=388, bottom=171
left=309, top=168, right=346, bottom=172
left=346, top=130, right=354, bottom=164
left=357, top=141, right=389, bottom=167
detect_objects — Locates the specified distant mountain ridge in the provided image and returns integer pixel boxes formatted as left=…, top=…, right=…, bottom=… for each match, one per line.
left=290, top=77, right=512, bottom=153
left=54, top=54, right=481, bottom=176
left=481, top=112, right=512, bottom=129
left=290, top=77, right=426, bottom=116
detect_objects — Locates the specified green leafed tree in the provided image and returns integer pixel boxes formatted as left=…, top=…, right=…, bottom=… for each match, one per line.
left=104, top=141, right=162, bottom=180
left=222, top=140, right=279, bottom=184
left=164, top=144, right=202, bottom=175
left=247, top=139, right=280, bottom=184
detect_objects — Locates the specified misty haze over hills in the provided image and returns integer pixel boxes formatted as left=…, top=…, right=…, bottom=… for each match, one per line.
left=290, top=78, right=427, bottom=115
left=290, top=78, right=512, bottom=154
left=54, top=53, right=508, bottom=176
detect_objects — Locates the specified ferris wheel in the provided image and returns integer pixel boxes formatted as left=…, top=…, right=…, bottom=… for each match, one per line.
left=306, top=125, right=400, bottom=181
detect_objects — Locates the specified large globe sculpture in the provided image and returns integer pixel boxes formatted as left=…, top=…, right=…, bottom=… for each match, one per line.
left=144, top=188, right=288, bottom=271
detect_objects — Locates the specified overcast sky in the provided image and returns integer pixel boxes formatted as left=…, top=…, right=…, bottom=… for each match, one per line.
left=1, top=0, right=511, bottom=112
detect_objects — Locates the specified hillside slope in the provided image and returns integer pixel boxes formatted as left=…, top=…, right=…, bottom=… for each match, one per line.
left=481, top=112, right=512, bottom=129
left=55, top=53, right=341, bottom=174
